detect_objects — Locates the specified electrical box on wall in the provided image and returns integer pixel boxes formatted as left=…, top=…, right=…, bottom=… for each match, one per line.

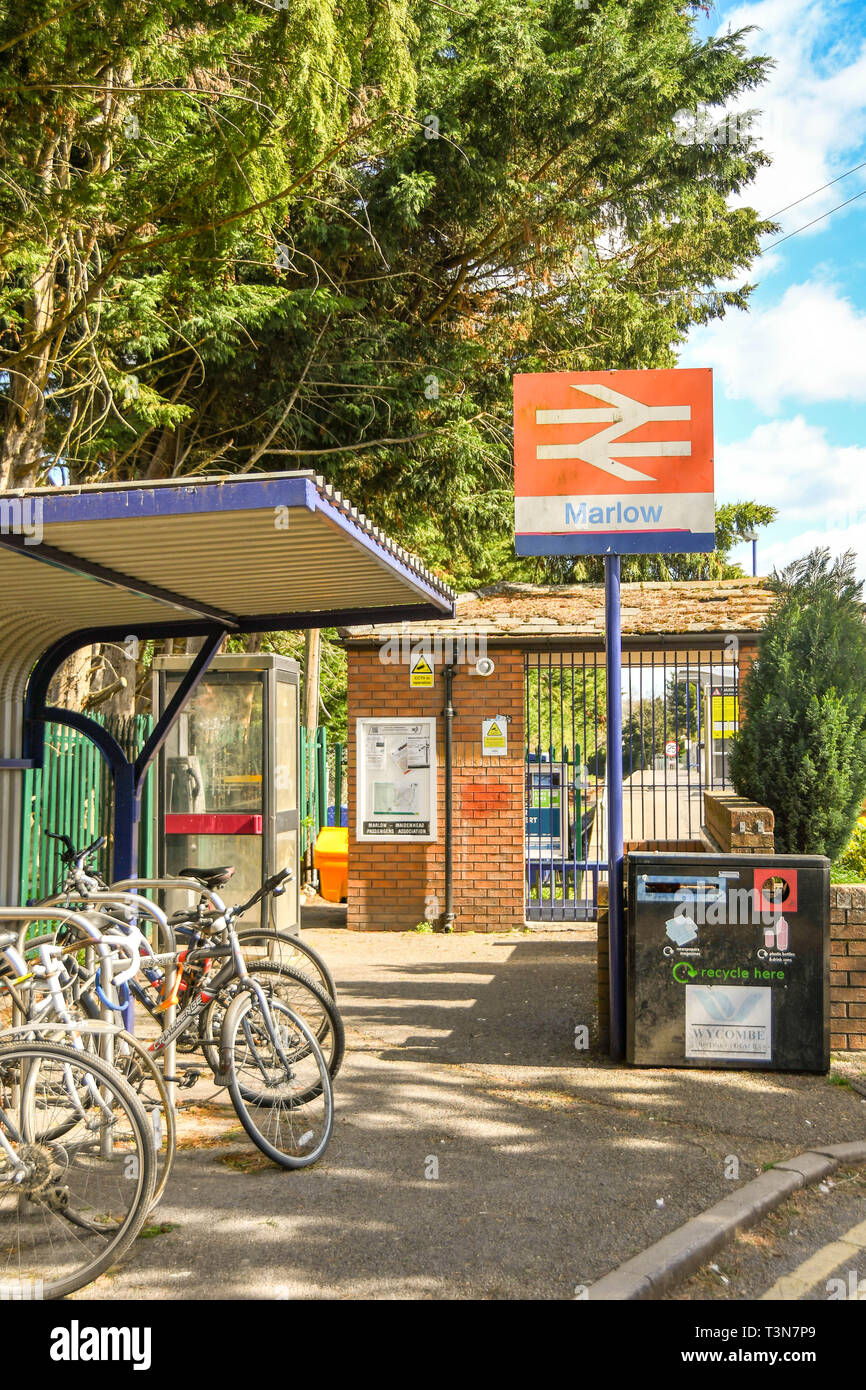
left=153, top=653, right=300, bottom=934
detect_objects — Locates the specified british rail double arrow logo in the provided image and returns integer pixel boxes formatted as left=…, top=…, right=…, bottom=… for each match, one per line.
left=513, top=368, right=715, bottom=556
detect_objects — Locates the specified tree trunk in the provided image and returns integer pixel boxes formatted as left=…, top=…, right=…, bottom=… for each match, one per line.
left=49, top=645, right=95, bottom=712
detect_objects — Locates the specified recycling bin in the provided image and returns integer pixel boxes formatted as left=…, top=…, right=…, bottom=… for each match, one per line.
left=314, top=826, right=348, bottom=903
left=627, top=852, right=830, bottom=1072
left=153, top=653, right=300, bottom=933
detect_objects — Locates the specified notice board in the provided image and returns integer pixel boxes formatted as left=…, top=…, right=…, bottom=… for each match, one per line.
left=355, top=717, right=437, bottom=842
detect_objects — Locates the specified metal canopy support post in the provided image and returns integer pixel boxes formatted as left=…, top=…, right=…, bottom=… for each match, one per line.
left=604, top=555, right=626, bottom=1061
left=134, top=631, right=227, bottom=786
left=26, top=630, right=228, bottom=883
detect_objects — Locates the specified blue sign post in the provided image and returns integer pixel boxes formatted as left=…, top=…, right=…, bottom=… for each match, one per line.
left=604, top=554, right=626, bottom=1059
left=514, top=369, right=715, bottom=1059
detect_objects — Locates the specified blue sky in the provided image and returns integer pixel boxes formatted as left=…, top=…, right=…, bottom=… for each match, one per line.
left=680, top=0, right=866, bottom=576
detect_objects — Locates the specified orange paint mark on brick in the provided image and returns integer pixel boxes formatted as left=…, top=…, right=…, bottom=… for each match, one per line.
left=460, top=780, right=513, bottom=816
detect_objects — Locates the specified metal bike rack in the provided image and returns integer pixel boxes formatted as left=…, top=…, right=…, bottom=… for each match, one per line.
left=0, top=906, right=132, bottom=1151
left=111, top=876, right=231, bottom=1104
left=34, top=889, right=181, bottom=1105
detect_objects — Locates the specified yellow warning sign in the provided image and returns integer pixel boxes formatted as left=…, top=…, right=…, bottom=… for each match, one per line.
left=711, top=693, right=738, bottom=739
left=410, top=654, right=434, bottom=687
left=482, top=716, right=507, bottom=756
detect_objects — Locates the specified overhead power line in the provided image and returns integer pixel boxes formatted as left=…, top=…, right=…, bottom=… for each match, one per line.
left=765, top=186, right=866, bottom=249
left=763, top=157, right=866, bottom=222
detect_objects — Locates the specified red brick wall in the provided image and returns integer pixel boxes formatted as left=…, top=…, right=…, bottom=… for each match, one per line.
left=346, top=645, right=525, bottom=931
left=830, top=886, right=866, bottom=1052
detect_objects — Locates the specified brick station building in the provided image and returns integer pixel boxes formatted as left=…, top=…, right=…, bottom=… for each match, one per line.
left=339, top=578, right=774, bottom=935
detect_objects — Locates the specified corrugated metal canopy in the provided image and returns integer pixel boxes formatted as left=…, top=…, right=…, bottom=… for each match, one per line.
left=0, top=472, right=454, bottom=754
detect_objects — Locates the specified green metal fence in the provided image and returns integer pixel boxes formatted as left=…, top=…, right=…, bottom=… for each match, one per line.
left=19, top=713, right=155, bottom=903
left=300, top=727, right=347, bottom=858
left=20, top=713, right=342, bottom=901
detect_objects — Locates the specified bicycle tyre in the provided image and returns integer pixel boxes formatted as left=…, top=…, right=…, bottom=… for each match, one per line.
left=235, top=928, right=337, bottom=999
left=111, top=1030, right=177, bottom=1206
left=199, top=962, right=344, bottom=1086
left=220, top=990, right=333, bottom=1170
left=1, top=1040, right=156, bottom=1299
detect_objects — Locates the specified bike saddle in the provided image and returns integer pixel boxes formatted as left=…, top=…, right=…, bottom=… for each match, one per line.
left=179, top=865, right=235, bottom=889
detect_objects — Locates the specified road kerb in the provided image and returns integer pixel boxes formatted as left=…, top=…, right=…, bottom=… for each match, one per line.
left=587, top=1146, right=866, bottom=1301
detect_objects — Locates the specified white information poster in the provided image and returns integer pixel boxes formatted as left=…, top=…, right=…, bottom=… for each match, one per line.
left=356, top=717, right=436, bottom=841
left=685, top=986, right=772, bottom=1061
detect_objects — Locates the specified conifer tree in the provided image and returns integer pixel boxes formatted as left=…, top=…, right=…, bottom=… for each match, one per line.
left=730, top=550, right=866, bottom=859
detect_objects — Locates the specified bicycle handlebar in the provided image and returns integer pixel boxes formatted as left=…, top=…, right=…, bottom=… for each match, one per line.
left=231, top=866, right=291, bottom=918
left=45, top=830, right=107, bottom=867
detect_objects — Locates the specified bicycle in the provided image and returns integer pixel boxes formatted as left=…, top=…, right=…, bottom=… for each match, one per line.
left=1, top=917, right=176, bottom=1205
left=39, top=835, right=343, bottom=1081
left=42, top=832, right=337, bottom=1002
left=0, top=1031, right=156, bottom=1299
left=19, top=839, right=337, bottom=1170
left=142, top=869, right=345, bottom=1087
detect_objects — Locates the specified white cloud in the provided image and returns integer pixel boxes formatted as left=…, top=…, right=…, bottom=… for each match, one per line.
left=718, top=0, right=866, bottom=235
left=757, top=516, right=866, bottom=579
left=717, top=415, right=866, bottom=518
left=689, top=279, right=866, bottom=411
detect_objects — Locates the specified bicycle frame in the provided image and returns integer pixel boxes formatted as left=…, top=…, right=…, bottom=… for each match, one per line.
left=111, top=877, right=297, bottom=1077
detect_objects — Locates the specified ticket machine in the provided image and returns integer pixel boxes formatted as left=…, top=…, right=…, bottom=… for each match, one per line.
left=153, top=653, right=300, bottom=933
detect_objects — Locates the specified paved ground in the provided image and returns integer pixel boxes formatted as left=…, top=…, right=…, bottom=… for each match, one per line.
left=585, top=767, right=706, bottom=861
left=72, top=926, right=866, bottom=1301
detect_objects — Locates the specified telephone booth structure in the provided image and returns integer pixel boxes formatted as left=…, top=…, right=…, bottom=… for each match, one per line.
left=153, top=653, right=300, bottom=933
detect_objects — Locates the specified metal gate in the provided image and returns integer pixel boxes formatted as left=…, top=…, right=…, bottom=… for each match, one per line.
left=524, top=642, right=740, bottom=921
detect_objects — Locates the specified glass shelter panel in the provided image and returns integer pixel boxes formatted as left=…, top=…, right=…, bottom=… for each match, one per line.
left=155, top=655, right=301, bottom=933
left=161, top=673, right=265, bottom=915
left=275, top=678, right=298, bottom=812
left=164, top=675, right=263, bottom=814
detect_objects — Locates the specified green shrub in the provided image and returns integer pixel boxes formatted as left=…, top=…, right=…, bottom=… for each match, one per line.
left=730, top=550, right=866, bottom=859
left=835, top=822, right=866, bottom=881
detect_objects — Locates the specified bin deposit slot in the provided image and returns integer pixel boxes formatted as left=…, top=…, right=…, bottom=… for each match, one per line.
left=637, top=874, right=725, bottom=904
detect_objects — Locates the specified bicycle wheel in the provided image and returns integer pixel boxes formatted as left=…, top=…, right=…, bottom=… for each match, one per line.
left=3, top=1019, right=175, bottom=1207
left=0, top=1041, right=155, bottom=1299
left=236, top=927, right=337, bottom=999
left=111, top=1031, right=176, bottom=1206
left=199, top=963, right=344, bottom=1086
left=220, top=990, right=333, bottom=1169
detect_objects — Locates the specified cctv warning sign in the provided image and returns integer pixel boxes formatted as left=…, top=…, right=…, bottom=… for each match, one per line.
left=482, top=717, right=507, bottom=757
left=410, top=653, right=434, bottom=688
